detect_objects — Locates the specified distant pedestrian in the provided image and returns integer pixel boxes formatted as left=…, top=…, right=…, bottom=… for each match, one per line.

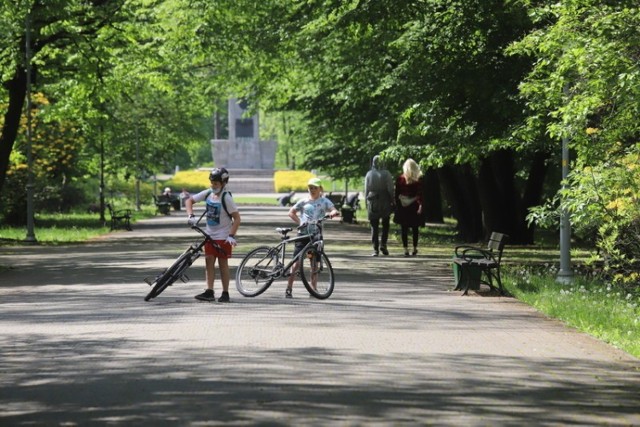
left=185, top=167, right=241, bottom=303
left=285, top=178, right=339, bottom=298
left=364, top=155, right=394, bottom=256
left=394, top=159, right=423, bottom=257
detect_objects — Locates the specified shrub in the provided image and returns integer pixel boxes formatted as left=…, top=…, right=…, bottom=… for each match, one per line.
left=164, top=169, right=318, bottom=193
left=528, top=147, right=640, bottom=291
left=165, top=170, right=210, bottom=192
left=274, top=170, right=315, bottom=192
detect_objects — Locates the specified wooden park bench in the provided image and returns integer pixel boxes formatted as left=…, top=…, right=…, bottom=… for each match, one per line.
left=452, top=232, right=508, bottom=295
left=326, top=192, right=360, bottom=224
left=326, top=192, right=345, bottom=206
left=106, top=203, right=132, bottom=231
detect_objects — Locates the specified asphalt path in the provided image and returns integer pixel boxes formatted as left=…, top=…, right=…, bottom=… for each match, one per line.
left=0, top=206, right=638, bottom=426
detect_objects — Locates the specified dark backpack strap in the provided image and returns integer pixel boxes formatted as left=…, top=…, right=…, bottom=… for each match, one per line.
left=221, top=191, right=233, bottom=219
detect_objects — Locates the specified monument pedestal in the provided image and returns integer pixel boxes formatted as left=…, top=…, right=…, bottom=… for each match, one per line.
left=211, top=139, right=277, bottom=170
left=210, top=98, right=277, bottom=170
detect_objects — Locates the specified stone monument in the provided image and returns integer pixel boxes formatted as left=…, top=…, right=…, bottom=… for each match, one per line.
left=211, top=99, right=277, bottom=169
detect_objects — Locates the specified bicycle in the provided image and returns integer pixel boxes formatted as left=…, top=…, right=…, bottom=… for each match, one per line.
left=144, top=212, right=225, bottom=301
left=235, top=216, right=335, bottom=299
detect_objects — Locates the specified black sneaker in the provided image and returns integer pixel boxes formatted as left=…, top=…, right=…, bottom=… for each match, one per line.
left=285, top=288, right=293, bottom=299
left=218, top=291, right=230, bottom=303
left=371, top=251, right=379, bottom=257
left=195, top=289, right=215, bottom=302
left=380, top=247, right=389, bottom=256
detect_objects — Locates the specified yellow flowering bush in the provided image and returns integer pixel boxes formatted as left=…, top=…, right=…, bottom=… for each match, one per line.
left=165, top=169, right=317, bottom=193
left=274, top=170, right=316, bottom=192
left=165, top=170, right=210, bottom=190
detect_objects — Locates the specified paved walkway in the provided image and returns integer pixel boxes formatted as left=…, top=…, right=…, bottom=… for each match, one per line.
left=0, top=206, right=638, bottom=426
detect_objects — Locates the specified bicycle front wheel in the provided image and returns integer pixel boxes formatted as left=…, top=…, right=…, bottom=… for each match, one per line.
left=300, top=249, right=334, bottom=299
left=235, top=246, right=278, bottom=297
left=145, top=250, right=196, bottom=301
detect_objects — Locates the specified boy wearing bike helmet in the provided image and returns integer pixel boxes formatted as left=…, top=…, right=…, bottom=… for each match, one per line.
left=185, top=167, right=241, bottom=303
left=286, top=177, right=339, bottom=298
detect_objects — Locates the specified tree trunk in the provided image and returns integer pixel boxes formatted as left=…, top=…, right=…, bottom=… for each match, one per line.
left=0, top=70, right=27, bottom=196
left=477, top=149, right=550, bottom=244
left=433, top=149, right=551, bottom=245
left=438, top=164, right=483, bottom=242
left=477, top=149, right=520, bottom=240
left=520, top=150, right=550, bottom=244
left=422, top=167, right=443, bottom=223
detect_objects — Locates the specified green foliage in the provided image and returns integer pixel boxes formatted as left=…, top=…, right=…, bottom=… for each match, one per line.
left=2, top=0, right=639, bottom=255
left=529, top=147, right=640, bottom=286
left=519, top=2, right=640, bottom=285
left=510, top=2, right=640, bottom=159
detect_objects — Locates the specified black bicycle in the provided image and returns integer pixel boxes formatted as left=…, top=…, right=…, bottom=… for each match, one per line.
left=144, top=212, right=225, bottom=301
left=235, top=216, right=335, bottom=299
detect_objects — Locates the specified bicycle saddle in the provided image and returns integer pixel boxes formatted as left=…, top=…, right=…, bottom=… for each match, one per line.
left=276, top=227, right=292, bottom=236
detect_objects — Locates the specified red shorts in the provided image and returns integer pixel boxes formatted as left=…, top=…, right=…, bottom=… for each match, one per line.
left=204, top=240, right=233, bottom=259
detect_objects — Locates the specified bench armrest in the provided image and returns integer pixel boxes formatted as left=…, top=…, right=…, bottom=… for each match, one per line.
left=462, top=247, right=497, bottom=263
left=113, top=208, right=131, bottom=217
left=454, top=244, right=480, bottom=257
left=453, top=246, right=491, bottom=260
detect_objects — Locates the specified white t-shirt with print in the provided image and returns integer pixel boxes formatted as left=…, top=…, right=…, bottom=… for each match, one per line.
left=292, top=196, right=335, bottom=234
left=191, top=189, right=237, bottom=240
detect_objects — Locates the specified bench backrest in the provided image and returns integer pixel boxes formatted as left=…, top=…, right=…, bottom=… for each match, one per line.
left=327, top=193, right=345, bottom=206
left=487, top=232, right=508, bottom=261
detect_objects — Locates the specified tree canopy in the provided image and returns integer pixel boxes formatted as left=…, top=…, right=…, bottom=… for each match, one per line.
left=1, top=1, right=639, bottom=260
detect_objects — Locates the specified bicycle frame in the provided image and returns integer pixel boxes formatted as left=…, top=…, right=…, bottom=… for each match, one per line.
left=144, top=211, right=225, bottom=301
left=235, top=216, right=335, bottom=299
left=262, top=222, right=324, bottom=280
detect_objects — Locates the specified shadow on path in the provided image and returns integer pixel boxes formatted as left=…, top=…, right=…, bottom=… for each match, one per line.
left=0, top=206, right=638, bottom=425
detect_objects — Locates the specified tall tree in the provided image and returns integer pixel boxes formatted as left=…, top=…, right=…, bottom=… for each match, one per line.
left=0, top=0, right=129, bottom=196
left=210, top=0, right=546, bottom=242
left=511, top=0, right=640, bottom=269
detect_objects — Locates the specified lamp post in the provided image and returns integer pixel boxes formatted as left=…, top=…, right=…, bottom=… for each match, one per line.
left=99, top=129, right=105, bottom=223
left=24, top=9, right=37, bottom=243
left=135, top=126, right=141, bottom=211
left=557, top=85, right=574, bottom=284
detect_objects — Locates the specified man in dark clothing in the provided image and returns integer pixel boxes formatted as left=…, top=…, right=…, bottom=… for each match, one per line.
left=364, top=155, right=394, bottom=256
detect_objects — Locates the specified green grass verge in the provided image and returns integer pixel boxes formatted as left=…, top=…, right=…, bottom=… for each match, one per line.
left=504, top=267, right=640, bottom=359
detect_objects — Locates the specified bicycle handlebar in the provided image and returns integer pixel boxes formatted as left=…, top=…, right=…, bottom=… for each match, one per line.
left=296, top=214, right=336, bottom=231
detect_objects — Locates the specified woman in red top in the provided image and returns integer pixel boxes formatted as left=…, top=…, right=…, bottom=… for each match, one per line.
left=394, top=159, right=423, bottom=256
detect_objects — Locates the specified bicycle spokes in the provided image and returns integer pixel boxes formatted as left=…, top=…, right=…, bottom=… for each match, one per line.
left=235, top=247, right=277, bottom=297
left=300, top=249, right=334, bottom=299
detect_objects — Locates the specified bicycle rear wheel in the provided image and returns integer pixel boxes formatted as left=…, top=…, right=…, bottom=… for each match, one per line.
left=300, top=249, right=334, bottom=299
left=145, top=250, right=197, bottom=301
left=235, top=246, right=277, bottom=297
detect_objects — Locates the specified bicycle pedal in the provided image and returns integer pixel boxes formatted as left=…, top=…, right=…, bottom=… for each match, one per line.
left=180, top=274, right=190, bottom=283
left=144, top=277, right=154, bottom=286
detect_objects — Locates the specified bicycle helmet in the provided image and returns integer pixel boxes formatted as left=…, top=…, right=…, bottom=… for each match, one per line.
left=209, top=167, right=229, bottom=183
